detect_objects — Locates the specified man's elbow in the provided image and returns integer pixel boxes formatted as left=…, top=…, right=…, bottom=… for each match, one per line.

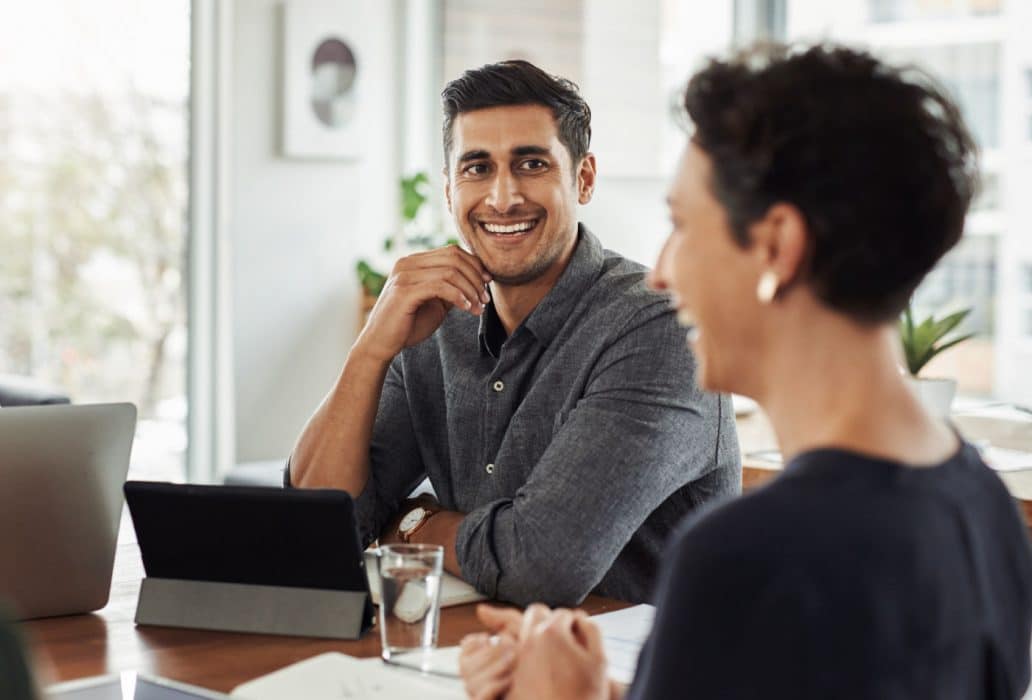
left=495, top=561, right=598, bottom=608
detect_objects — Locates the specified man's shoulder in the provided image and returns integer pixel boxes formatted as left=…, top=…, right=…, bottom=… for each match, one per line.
left=580, top=248, right=671, bottom=325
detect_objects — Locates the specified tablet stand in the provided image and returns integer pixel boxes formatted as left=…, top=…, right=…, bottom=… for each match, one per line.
left=135, top=578, right=373, bottom=639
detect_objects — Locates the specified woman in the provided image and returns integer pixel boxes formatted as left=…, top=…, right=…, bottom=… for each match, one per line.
left=458, top=43, right=1032, bottom=699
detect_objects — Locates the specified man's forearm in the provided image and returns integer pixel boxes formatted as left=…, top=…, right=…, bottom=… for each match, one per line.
left=289, top=344, right=392, bottom=492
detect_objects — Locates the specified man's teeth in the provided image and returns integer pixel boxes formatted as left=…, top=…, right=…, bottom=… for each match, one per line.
left=483, top=221, right=536, bottom=234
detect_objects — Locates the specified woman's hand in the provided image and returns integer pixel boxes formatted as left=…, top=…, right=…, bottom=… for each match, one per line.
left=458, top=604, right=549, bottom=700
left=506, top=609, right=609, bottom=700
left=459, top=604, right=612, bottom=700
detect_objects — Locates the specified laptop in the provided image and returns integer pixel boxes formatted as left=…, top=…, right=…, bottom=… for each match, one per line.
left=0, top=402, right=136, bottom=620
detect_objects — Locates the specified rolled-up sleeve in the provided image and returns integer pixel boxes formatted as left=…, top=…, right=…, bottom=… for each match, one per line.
left=455, top=306, right=723, bottom=606
left=285, top=357, right=427, bottom=547
left=348, top=356, right=428, bottom=546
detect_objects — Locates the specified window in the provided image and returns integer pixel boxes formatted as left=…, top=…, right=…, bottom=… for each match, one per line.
left=784, top=0, right=1026, bottom=399
left=0, top=2, right=190, bottom=480
left=868, top=0, right=1000, bottom=23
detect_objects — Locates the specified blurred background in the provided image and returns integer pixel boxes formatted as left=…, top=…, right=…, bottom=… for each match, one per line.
left=1, top=0, right=1029, bottom=483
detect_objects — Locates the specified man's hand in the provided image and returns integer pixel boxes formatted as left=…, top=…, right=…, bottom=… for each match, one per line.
left=357, top=246, right=492, bottom=363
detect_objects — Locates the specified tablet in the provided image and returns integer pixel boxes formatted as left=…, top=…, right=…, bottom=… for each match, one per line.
left=124, top=481, right=370, bottom=592
left=49, top=672, right=229, bottom=699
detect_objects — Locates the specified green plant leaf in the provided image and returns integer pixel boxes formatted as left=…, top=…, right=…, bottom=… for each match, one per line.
left=400, top=172, right=430, bottom=222
left=899, top=304, right=975, bottom=376
left=356, top=259, right=387, bottom=296
left=931, top=309, right=971, bottom=343
left=924, top=332, right=975, bottom=363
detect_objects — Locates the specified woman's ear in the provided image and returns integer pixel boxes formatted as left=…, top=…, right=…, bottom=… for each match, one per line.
left=749, top=202, right=809, bottom=290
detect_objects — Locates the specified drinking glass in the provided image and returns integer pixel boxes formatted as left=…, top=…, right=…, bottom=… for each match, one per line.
left=377, top=544, right=444, bottom=671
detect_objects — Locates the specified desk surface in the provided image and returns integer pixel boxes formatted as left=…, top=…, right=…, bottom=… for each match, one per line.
left=23, top=541, right=629, bottom=694
left=24, top=408, right=1032, bottom=693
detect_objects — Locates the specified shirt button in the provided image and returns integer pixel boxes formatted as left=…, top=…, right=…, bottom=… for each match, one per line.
left=485, top=463, right=495, bottom=475
left=492, top=380, right=505, bottom=392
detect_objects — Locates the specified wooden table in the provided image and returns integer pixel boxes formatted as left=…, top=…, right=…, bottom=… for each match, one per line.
left=738, top=408, right=1032, bottom=530
left=23, top=541, right=629, bottom=694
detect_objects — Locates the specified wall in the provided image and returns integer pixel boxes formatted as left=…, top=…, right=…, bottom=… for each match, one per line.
left=230, top=0, right=399, bottom=463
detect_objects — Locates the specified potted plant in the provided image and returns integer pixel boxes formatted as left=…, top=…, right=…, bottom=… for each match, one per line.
left=356, top=172, right=456, bottom=315
left=899, top=304, right=974, bottom=417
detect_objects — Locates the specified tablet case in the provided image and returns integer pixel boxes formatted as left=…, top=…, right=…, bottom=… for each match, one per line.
left=124, top=481, right=374, bottom=640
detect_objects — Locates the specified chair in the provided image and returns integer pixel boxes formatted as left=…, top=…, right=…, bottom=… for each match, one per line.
left=0, top=375, right=70, bottom=407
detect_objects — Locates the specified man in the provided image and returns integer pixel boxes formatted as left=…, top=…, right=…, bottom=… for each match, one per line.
left=288, top=60, right=739, bottom=606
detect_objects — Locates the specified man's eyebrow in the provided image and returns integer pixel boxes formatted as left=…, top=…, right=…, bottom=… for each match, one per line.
left=457, top=149, right=490, bottom=163
left=512, top=145, right=551, bottom=157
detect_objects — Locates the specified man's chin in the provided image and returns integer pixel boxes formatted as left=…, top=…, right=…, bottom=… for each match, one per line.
left=484, top=261, right=553, bottom=287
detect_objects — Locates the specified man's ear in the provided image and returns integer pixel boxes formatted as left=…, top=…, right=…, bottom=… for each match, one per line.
left=749, top=202, right=809, bottom=290
left=443, top=173, right=453, bottom=214
left=576, top=153, right=597, bottom=205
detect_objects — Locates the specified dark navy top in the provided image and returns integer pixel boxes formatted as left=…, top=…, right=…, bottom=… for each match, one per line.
left=628, top=442, right=1032, bottom=699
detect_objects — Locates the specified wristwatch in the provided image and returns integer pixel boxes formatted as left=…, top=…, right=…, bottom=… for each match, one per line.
left=398, top=502, right=440, bottom=542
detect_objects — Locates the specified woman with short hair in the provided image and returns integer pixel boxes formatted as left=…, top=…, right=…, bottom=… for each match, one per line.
left=459, top=43, right=1032, bottom=700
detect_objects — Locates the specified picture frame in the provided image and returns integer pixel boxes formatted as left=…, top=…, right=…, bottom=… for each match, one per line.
left=281, top=0, right=366, bottom=159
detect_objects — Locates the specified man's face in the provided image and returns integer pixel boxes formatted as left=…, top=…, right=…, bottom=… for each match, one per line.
left=445, top=104, right=594, bottom=286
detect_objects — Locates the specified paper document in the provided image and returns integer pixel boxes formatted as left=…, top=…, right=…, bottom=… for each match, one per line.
left=231, top=652, right=463, bottom=700
left=592, top=604, right=655, bottom=685
left=983, top=446, right=1032, bottom=472
left=952, top=398, right=1032, bottom=424
left=364, top=550, right=487, bottom=608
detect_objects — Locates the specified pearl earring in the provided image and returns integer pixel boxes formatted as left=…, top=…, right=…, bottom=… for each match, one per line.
left=756, top=270, right=779, bottom=304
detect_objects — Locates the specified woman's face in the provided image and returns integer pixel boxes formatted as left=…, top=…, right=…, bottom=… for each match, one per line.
left=650, top=143, right=766, bottom=394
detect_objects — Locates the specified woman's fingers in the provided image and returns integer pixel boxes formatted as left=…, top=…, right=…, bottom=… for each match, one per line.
left=475, top=604, right=524, bottom=638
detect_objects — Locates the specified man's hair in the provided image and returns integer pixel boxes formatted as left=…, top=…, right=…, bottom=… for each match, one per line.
left=683, top=43, right=978, bottom=323
left=441, top=59, right=592, bottom=167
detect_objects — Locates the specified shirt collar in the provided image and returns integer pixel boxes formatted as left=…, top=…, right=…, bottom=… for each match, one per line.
left=477, top=223, right=605, bottom=356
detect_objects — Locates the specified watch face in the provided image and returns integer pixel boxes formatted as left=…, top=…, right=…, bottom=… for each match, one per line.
left=400, top=507, right=426, bottom=533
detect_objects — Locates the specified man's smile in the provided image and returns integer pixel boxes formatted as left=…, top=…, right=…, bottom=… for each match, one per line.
left=480, top=219, right=538, bottom=234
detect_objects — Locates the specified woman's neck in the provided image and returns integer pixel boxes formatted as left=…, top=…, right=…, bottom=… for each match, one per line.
left=754, top=306, right=958, bottom=467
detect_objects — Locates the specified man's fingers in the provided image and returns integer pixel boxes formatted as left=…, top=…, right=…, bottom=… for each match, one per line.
left=476, top=605, right=523, bottom=637
left=398, top=246, right=492, bottom=299
left=393, top=268, right=486, bottom=312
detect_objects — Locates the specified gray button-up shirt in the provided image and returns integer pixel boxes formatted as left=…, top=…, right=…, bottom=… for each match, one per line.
left=355, top=225, right=739, bottom=605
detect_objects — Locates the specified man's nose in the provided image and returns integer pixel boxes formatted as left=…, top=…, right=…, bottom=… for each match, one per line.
left=485, top=171, right=524, bottom=213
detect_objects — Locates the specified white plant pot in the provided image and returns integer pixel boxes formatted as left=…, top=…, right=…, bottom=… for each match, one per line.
left=905, top=376, right=957, bottom=418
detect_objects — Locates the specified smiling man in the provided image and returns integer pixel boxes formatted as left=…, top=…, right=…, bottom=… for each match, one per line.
left=288, top=60, right=739, bottom=606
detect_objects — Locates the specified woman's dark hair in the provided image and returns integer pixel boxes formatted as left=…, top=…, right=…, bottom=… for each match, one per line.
left=683, top=43, right=978, bottom=323
left=441, top=59, right=591, bottom=166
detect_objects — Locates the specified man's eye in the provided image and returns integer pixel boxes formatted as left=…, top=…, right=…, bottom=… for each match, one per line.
left=463, top=163, right=489, bottom=176
left=519, top=159, right=546, bottom=171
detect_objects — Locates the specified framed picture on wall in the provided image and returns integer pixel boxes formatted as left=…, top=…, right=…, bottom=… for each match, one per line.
left=281, top=0, right=365, bottom=159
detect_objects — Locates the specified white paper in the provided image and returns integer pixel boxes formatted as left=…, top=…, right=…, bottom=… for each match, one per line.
left=364, top=551, right=487, bottom=608
left=592, top=604, right=655, bottom=685
left=983, top=446, right=1032, bottom=472
left=230, top=652, right=463, bottom=700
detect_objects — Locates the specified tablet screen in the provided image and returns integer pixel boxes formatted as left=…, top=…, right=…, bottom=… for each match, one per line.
left=49, top=672, right=228, bottom=699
